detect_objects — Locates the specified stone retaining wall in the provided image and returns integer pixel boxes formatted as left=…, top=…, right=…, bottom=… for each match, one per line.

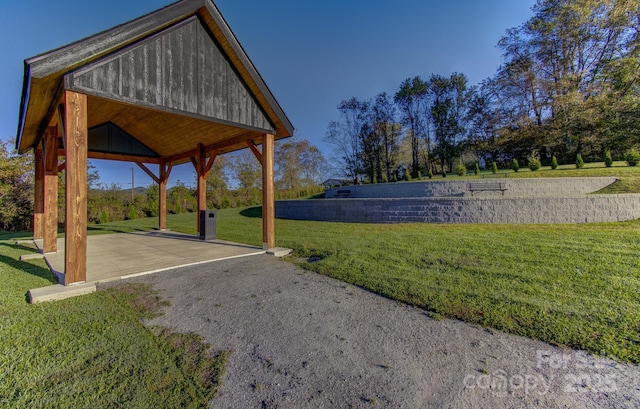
left=276, top=195, right=640, bottom=224
left=325, top=177, right=617, bottom=198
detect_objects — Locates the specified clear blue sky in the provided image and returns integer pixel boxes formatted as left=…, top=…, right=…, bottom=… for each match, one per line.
left=0, top=0, right=534, bottom=188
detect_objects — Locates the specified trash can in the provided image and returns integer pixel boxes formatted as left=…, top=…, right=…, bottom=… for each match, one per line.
left=199, top=210, right=217, bottom=240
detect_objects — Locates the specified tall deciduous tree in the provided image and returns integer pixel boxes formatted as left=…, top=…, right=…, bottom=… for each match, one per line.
left=0, top=141, right=33, bottom=231
left=232, top=150, right=262, bottom=205
left=276, top=139, right=328, bottom=189
left=206, top=155, right=230, bottom=209
left=497, top=0, right=640, bottom=161
left=372, top=92, right=402, bottom=181
left=429, top=73, right=470, bottom=172
left=395, top=76, right=428, bottom=176
left=466, top=79, right=504, bottom=164
left=324, top=98, right=369, bottom=183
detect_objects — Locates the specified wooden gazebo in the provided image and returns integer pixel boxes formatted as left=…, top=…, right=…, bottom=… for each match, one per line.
left=16, top=0, right=293, bottom=285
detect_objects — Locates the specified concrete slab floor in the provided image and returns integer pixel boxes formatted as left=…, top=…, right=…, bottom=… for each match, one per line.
left=28, top=231, right=274, bottom=303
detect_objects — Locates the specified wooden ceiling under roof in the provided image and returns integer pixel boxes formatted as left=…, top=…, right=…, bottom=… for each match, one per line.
left=16, top=0, right=293, bottom=163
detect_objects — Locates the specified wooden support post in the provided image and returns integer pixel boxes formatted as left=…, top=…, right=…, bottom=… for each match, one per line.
left=262, top=134, right=275, bottom=249
left=159, top=162, right=172, bottom=230
left=63, top=91, right=88, bottom=285
left=33, top=143, right=44, bottom=240
left=197, top=144, right=206, bottom=233
left=43, top=127, right=58, bottom=254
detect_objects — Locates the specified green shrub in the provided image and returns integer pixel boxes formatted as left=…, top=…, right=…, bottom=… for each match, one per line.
left=404, top=170, right=412, bottom=181
left=474, top=163, right=480, bottom=175
left=625, top=148, right=640, bottom=166
left=382, top=174, right=388, bottom=183
left=417, top=171, right=422, bottom=180
left=551, top=155, right=558, bottom=170
left=373, top=174, right=378, bottom=184
left=456, top=162, right=467, bottom=176
left=576, top=153, right=585, bottom=169
left=442, top=169, right=447, bottom=177
left=393, top=174, right=398, bottom=182
left=428, top=169, right=433, bottom=179
left=491, top=162, right=498, bottom=174
left=511, top=159, right=519, bottom=172
left=528, top=156, right=541, bottom=171
left=99, top=209, right=109, bottom=224
left=604, top=150, right=613, bottom=167
left=128, top=205, right=137, bottom=220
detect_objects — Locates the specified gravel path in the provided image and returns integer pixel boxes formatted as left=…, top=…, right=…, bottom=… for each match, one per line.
left=109, top=255, right=640, bottom=408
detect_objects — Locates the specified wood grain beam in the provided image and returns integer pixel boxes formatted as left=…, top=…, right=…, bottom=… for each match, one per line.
left=90, top=152, right=160, bottom=164
left=158, top=162, right=172, bottom=230
left=196, top=144, right=206, bottom=233
left=136, top=162, right=160, bottom=185
left=43, top=127, right=59, bottom=253
left=247, top=140, right=262, bottom=165
left=204, top=152, right=217, bottom=175
left=164, top=148, right=199, bottom=165
left=33, top=143, right=44, bottom=240
left=262, top=133, right=275, bottom=249
left=57, top=149, right=161, bottom=164
left=63, top=91, right=87, bottom=285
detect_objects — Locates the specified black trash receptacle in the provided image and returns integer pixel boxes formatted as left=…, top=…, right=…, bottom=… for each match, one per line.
left=199, top=210, right=217, bottom=240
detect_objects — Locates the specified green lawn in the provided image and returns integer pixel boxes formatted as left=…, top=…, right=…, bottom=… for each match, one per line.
left=432, top=161, right=640, bottom=193
left=0, top=232, right=225, bottom=408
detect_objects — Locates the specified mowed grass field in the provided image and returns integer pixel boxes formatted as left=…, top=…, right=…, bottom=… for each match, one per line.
left=456, top=161, right=640, bottom=194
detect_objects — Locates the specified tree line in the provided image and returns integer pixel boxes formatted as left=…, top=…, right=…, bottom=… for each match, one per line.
left=0, top=138, right=327, bottom=231
left=325, top=0, right=640, bottom=182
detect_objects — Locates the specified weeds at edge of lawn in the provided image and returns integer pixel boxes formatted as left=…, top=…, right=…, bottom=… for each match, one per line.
left=102, top=282, right=229, bottom=405
left=106, top=282, right=228, bottom=399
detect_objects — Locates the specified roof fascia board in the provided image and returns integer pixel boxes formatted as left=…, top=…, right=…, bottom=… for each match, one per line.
left=27, top=0, right=205, bottom=79
left=202, top=0, right=294, bottom=136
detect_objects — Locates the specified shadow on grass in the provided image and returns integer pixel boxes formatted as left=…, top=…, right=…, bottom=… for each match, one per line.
left=0, top=231, right=33, bottom=241
left=239, top=206, right=262, bottom=218
left=0, top=243, right=57, bottom=285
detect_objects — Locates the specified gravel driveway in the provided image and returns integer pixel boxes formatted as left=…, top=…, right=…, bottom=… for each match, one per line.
left=110, top=255, right=640, bottom=408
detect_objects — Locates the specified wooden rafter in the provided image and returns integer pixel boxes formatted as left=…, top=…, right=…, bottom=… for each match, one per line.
left=247, top=140, right=262, bottom=165
left=136, top=162, right=160, bottom=185
left=204, top=152, right=217, bottom=175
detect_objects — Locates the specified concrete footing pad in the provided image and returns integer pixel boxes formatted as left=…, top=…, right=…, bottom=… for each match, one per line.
left=267, top=247, right=293, bottom=257
left=29, top=283, right=96, bottom=303
left=19, top=253, right=44, bottom=261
